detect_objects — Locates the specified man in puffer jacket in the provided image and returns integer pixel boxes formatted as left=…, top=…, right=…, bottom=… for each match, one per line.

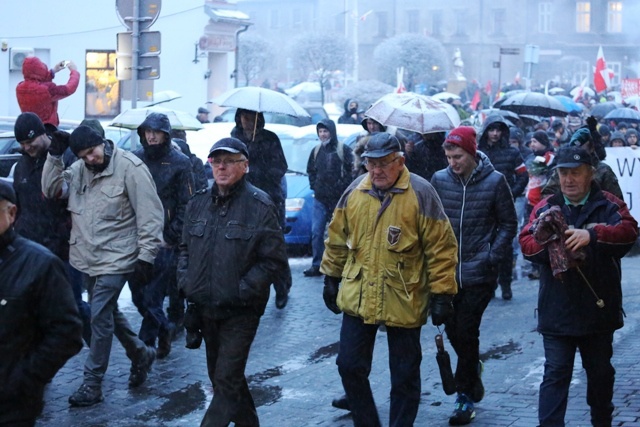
left=431, top=126, right=518, bottom=425
left=16, top=57, right=80, bottom=126
left=478, top=115, right=528, bottom=300
left=134, top=113, right=195, bottom=358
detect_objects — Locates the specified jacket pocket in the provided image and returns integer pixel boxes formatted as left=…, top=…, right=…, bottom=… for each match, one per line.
left=188, top=220, right=206, bottom=238
left=98, top=185, right=125, bottom=220
left=225, top=221, right=254, bottom=241
left=338, top=256, right=363, bottom=313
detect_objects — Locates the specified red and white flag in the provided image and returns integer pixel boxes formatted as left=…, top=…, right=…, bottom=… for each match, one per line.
left=593, top=46, right=614, bottom=93
left=396, top=67, right=406, bottom=93
left=573, top=77, right=588, bottom=102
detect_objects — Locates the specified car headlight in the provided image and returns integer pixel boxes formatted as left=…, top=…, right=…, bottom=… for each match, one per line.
left=286, top=198, right=305, bottom=212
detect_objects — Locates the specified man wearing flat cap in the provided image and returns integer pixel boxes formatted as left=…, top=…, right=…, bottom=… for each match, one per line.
left=41, top=124, right=164, bottom=406
left=196, top=107, right=210, bottom=124
left=520, top=146, right=638, bottom=427
left=177, top=137, right=288, bottom=427
left=0, top=179, right=83, bottom=425
left=431, top=126, right=517, bottom=425
left=320, top=132, right=459, bottom=426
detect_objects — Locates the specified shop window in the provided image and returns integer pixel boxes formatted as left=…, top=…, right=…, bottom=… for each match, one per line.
left=85, top=50, right=120, bottom=118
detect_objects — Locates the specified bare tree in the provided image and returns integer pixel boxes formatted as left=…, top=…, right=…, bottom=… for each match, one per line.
left=289, top=33, right=351, bottom=104
left=373, top=34, right=448, bottom=92
left=238, top=33, right=274, bottom=86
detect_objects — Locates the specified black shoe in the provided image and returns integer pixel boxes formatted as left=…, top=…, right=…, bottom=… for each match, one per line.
left=185, top=329, right=203, bottom=349
left=500, top=284, right=512, bottom=300
left=331, top=395, right=350, bottom=411
left=469, top=361, right=485, bottom=403
left=69, top=383, right=104, bottom=407
left=275, top=292, right=288, bottom=309
left=157, top=323, right=175, bottom=359
left=129, top=346, right=156, bottom=388
left=449, top=393, right=475, bottom=425
left=303, top=266, right=322, bottom=277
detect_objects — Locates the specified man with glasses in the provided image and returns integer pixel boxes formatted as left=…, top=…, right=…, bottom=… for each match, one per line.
left=321, top=132, right=459, bottom=426
left=178, top=137, right=288, bottom=426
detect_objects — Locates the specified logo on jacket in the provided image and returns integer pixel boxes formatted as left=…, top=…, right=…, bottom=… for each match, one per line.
left=387, top=225, right=401, bottom=246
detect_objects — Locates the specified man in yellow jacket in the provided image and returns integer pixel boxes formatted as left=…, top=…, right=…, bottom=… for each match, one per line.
left=321, top=132, right=459, bottom=427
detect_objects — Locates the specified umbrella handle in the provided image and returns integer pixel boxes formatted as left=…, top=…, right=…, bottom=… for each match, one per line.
left=252, top=114, right=258, bottom=142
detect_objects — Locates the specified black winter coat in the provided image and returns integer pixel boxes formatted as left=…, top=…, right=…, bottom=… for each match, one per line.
left=306, top=118, right=354, bottom=210
left=520, top=185, right=638, bottom=336
left=177, top=179, right=288, bottom=319
left=135, top=123, right=194, bottom=247
left=0, top=230, right=82, bottom=424
left=13, top=151, right=71, bottom=259
left=173, top=138, right=209, bottom=191
left=231, top=109, right=288, bottom=217
left=431, top=152, right=518, bottom=288
left=478, top=115, right=528, bottom=198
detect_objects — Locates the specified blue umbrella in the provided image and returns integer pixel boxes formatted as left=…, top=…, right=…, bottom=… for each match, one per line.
left=604, top=107, right=640, bottom=124
left=554, top=95, right=583, bottom=114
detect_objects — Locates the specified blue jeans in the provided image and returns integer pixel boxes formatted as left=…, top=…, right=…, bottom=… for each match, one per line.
left=539, top=333, right=615, bottom=427
left=337, top=314, right=422, bottom=427
left=130, top=247, right=175, bottom=346
left=311, top=199, right=331, bottom=268
left=83, top=274, right=147, bottom=386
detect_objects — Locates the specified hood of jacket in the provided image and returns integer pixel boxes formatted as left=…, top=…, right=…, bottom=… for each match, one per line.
left=234, top=108, right=265, bottom=131
left=137, top=112, right=172, bottom=149
left=21, top=57, right=50, bottom=82
left=478, top=115, right=510, bottom=150
left=316, top=118, right=338, bottom=144
left=173, top=138, right=192, bottom=156
left=343, top=98, right=358, bottom=113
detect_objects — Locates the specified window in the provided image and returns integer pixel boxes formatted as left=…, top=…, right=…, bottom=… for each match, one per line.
left=576, top=1, right=591, bottom=33
left=292, top=9, right=302, bottom=29
left=407, top=10, right=419, bottom=33
left=607, top=2, right=622, bottom=33
left=538, top=2, right=552, bottom=33
left=431, top=10, right=443, bottom=36
left=492, top=8, right=506, bottom=35
left=377, top=11, right=388, bottom=37
left=455, top=10, right=467, bottom=36
left=85, top=51, right=120, bottom=118
left=609, top=61, right=621, bottom=86
left=270, top=9, right=279, bottom=29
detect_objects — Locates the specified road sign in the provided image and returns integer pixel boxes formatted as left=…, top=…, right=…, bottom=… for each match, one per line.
left=116, top=55, right=160, bottom=80
left=500, top=48, right=520, bottom=55
left=117, top=31, right=161, bottom=56
left=116, top=0, right=161, bottom=31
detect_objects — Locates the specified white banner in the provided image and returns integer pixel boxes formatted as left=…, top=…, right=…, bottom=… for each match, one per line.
left=603, top=147, right=640, bottom=219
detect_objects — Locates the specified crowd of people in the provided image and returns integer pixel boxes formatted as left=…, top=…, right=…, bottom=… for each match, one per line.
left=2, top=55, right=639, bottom=427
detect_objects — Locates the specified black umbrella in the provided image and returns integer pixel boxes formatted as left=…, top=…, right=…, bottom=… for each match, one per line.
left=590, top=102, right=624, bottom=119
left=603, top=107, right=640, bottom=124
left=492, top=90, right=527, bottom=108
left=499, top=92, right=568, bottom=117
left=435, top=333, right=456, bottom=395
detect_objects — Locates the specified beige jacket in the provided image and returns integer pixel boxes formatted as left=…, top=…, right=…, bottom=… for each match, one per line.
left=42, top=147, right=163, bottom=276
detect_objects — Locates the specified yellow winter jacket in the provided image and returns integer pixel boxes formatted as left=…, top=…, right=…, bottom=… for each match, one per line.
left=321, top=167, right=458, bottom=328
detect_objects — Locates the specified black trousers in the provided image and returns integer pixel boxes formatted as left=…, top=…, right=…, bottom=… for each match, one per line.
left=200, top=312, right=261, bottom=427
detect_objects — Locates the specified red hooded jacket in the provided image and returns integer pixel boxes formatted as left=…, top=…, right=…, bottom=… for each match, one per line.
left=16, top=57, right=80, bottom=126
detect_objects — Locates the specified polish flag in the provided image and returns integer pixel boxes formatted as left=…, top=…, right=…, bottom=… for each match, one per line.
left=470, top=89, right=481, bottom=110
left=514, top=72, right=521, bottom=85
left=573, top=77, right=588, bottom=102
left=593, top=46, right=614, bottom=93
left=396, top=67, right=406, bottom=93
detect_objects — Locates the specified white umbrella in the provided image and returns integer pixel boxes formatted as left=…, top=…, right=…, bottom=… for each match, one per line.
left=570, top=86, right=595, bottom=97
left=548, top=87, right=565, bottom=95
left=364, top=92, right=460, bottom=134
left=147, top=90, right=182, bottom=107
left=432, top=92, right=461, bottom=102
left=212, top=86, right=310, bottom=118
left=109, top=106, right=204, bottom=131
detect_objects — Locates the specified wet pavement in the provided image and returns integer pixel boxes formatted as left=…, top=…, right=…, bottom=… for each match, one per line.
left=36, top=255, right=640, bottom=426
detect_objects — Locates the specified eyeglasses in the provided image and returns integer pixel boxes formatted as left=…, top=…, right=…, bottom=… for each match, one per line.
left=209, top=158, right=247, bottom=167
left=363, top=157, right=400, bottom=171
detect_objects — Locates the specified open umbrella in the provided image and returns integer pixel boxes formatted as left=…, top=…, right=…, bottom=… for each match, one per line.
left=109, top=106, right=204, bottom=130
left=553, top=95, right=583, bottom=114
left=212, top=86, right=310, bottom=118
left=492, top=90, right=527, bottom=108
left=604, top=107, right=640, bottom=124
left=432, top=92, right=461, bottom=102
left=590, top=102, right=624, bottom=119
left=499, top=92, right=568, bottom=117
left=570, top=86, right=595, bottom=98
left=364, top=92, right=460, bottom=134
left=548, top=87, right=565, bottom=95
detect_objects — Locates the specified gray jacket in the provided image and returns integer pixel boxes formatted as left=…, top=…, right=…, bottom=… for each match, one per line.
left=42, top=146, right=163, bottom=275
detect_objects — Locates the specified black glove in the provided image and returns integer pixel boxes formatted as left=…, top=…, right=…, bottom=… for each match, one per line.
left=132, top=259, right=154, bottom=286
left=323, top=276, right=341, bottom=314
left=48, top=130, right=70, bottom=156
left=430, top=294, right=454, bottom=326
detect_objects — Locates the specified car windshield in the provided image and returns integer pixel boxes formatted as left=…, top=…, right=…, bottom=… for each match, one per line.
left=0, top=136, right=19, bottom=154
left=281, top=135, right=318, bottom=173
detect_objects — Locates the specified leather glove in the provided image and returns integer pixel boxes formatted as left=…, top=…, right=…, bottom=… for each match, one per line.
left=430, top=294, right=454, bottom=326
left=48, top=130, right=71, bottom=156
left=323, top=276, right=341, bottom=314
left=132, top=259, right=154, bottom=286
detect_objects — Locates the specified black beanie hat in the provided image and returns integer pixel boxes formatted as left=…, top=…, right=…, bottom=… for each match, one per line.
left=14, top=112, right=46, bottom=143
left=69, top=125, right=106, bottom=156
left=79, top=119, right=105, bottom=138
left=531, top=130, right=551, bottom=148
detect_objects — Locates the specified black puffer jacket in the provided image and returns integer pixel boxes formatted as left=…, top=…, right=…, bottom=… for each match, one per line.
left=0, top=229, right=82, bottom=424
left=230, top=109, right=288, bottom=218
left=173, top=138, right=209, bottom=191
left=13, top=152, right=71, bottom=259
left=430, top=152, right=518, bottom=288
left=306, top=118, right=354, bottom=210
left=135, top=113, right=195, bottom=246
left=478, top=115, right=528, bottom=198
left=177, top=178, right=289, bottom=319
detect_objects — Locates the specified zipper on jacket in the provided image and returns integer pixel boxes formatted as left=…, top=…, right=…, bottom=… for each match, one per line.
left=458, top=177, right=467, bottom=289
